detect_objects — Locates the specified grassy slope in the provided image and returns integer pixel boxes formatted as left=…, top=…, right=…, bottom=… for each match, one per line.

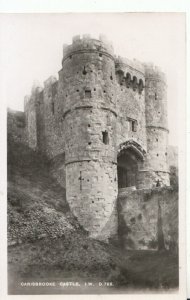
left=7, top=140, right=179, bottom=294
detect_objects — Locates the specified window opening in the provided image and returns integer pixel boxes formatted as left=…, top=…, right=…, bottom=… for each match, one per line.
left=85, top=90, right=91, bottom=98
left=132, top=76, right=138, bottom=91
left=131, top=121, right=136, bottom=132
left=102, top=131, right=109, bottom=144
left=51, top=102, right=55, bottom=115
left=126, top=73, right=131, bottom=88
left=127, top=118, right=137, bottom=132
left=139, top=79, right=144, bottom=94
left=82, top=66, right=87, bottom=75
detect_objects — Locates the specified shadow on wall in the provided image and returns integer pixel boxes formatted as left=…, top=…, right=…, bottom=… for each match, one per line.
left=117, top=187, right=178, bottom=252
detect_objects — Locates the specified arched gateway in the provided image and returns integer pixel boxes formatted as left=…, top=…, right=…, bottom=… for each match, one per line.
left=117, top=140, right=146, bottom=189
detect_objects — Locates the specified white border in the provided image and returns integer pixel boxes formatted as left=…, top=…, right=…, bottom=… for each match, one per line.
left=0, top=1, right=189, bottom=299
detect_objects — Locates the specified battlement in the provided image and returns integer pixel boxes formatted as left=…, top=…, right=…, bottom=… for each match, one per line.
left=62, top=34, right=114, bottom=63
left=144, top=63, right=166, bottom=83
left=44, top=76, right=58, bottom=89
left=115, top=56, right=145, bottom=75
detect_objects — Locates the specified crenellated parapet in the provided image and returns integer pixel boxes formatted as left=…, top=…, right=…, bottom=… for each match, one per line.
left=114, top=56, right=145, bottom=94
left=115, top=56, right=145, bottom=74
left=62, top=34, right=114, bottom=65
left=144, top=63, right=167, bottom=83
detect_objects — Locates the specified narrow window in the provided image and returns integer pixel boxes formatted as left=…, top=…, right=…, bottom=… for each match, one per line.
left=51, top=102, right=55, bottom=115
left=85, top=90, right=91, bottom=98
left=102, top=131, right=109, bottom=144
left=126, top=73, right=131, bottom=88
left=138, top=79, right=144, bottom=94
left=132, top=76, right=138, bottom=91
left=155, top=92, right=158, bottom=100
left=82, top=66, right=87, bottom=75
left=116, top=70, right=124, bottom=85
left=131, top=120, right=137, bottom=132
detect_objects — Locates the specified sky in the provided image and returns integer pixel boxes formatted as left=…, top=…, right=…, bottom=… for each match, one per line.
left=0, top=13, right=186, bottom=146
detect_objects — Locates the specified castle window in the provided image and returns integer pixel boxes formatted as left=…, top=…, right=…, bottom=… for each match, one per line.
left=116, top=70, right=124, bottom=85
left=131, top=120, right=137, bottom=132
left=99, top=53, right=102, bottom=57
left=126, top=73, right=131, bottom=88
left=139, top=79, right=144, bottom=94
left=51, top=102, right=55, bottom=115
left=82, top=66, right=87, bottom=75
left=127, top=118, right=137, bottom=132
left=132, top=76, right=138, bottom=91
left=85, top=90, right=91, bottom=98
left=102, top=131, right=109, bottom=144
left=155, top=92, right=158, bottom=100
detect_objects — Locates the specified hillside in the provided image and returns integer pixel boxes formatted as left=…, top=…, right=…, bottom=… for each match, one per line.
left=7, top=140, right=179, bottom=294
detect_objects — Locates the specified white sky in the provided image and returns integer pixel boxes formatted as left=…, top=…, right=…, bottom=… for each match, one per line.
left=0, top=13, right=186, bottom=146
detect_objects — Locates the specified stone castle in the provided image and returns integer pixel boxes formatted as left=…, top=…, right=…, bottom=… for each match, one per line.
left=9, top=35, right=174, bottom=248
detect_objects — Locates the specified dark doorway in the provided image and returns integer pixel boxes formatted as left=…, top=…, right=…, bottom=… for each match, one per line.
left=117, top=150, right=138, bottom=188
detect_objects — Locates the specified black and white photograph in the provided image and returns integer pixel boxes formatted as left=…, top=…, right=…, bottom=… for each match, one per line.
left=0, top=12, right=187, bottom=297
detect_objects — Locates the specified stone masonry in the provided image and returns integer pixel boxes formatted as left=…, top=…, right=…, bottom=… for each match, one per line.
left=13, top=35, right=171, bottom=243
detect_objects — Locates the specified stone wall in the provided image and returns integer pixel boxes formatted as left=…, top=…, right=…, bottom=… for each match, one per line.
left=7, top=109, right=27, bottom=145
left=24, top=95, right=38, bottom=150
left=118, top=187, right=178, bottom=251
left=40, top=77, right=65, bottom=158
left=143, top=65, right=170, bottom=187
left=168, top=145, right=178, bottom=188
left=60, top=36, right=118, bottom=241
left=24, top=78, right=66, bottom=159
left=115, top=58, right=147, bottom=152
left=49, top=152, right=66, bottom=189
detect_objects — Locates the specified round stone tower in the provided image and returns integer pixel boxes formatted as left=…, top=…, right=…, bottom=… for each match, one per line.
left=144, top=64, right=170, bottom=187
left=59, top=35, right=118, bottom=240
